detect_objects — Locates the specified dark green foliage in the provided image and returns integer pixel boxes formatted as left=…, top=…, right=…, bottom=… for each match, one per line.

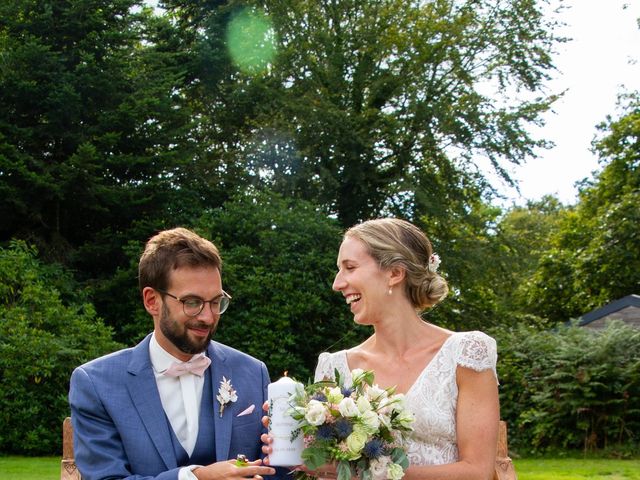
left=495, top=321, right=640, bottom=454
left=414, top=185, right=508, bottom=331
left=0, top=242, right=122, bottom=455
left=0, top=0, right=217, bottom=320
left=196, top=190, right=368, bottom=380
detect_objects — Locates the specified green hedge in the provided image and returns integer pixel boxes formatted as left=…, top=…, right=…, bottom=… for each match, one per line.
left=196, top=190, right=369, bottom=381
left=495, top=320, right=640, bottom=455
left=0, top=241, right=121, bottom=455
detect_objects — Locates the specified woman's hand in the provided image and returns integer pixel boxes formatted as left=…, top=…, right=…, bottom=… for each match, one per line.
left=292, top=463, right=338, bottom=479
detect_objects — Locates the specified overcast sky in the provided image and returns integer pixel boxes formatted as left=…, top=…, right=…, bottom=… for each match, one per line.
left=495, top=0, right=640, bottom=205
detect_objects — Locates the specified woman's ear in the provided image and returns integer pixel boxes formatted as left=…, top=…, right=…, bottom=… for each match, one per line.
left=388, top=265, right=406, bottom=288
left=142, top=287, right=161, bottom=316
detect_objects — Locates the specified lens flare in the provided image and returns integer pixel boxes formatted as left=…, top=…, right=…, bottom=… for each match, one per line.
left=226, top=8, right=277, bottom=75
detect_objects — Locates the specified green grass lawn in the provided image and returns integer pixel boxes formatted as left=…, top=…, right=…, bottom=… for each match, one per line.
left=0, top=456, right=59, bottom=480
left=513, top=458, right=640, bottom=480
left=1, top=456, right=639, bottom=479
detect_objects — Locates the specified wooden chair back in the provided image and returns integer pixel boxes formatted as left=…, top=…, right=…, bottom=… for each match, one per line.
left=61, top=417, right=81, bottom=480
left=493, top=420, right=517, bottom=480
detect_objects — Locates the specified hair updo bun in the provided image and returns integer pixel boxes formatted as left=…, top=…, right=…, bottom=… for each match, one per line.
left=345, top=218, right=448, bottom=311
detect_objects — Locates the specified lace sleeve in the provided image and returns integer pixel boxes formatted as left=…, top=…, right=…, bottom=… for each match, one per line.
left=456, top=331, right=498, bottom=381
left=314, top=352, right=337, bottom=382
left=314, top=351, right=350, bottom=383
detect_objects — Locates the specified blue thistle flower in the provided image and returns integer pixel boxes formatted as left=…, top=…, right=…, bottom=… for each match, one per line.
left=312, top=392, right=328, bottom=402
left=362, top=439, right=384, bottom=459
left=341, top=387, right=354, bottom=397
left=334, top=417, right=353, bottom=440
left=315, top=424, right=335, bottom=441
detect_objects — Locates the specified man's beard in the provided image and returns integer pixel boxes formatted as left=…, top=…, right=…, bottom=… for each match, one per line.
left=159, top=303, right=216, bottom=355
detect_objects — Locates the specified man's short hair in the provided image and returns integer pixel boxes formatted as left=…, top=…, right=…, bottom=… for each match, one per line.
left=138, top=227, right=222, bottom=292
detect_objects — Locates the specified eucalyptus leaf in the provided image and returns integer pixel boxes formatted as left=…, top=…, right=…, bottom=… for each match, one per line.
left=337, top=461, right=352, bottom=480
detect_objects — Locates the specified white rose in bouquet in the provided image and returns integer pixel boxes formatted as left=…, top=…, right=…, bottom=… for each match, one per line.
left=304, top=399, right=327, bottom=426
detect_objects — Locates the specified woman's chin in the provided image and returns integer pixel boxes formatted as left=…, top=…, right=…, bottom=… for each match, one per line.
left=352, top=313, right=371, bottom=326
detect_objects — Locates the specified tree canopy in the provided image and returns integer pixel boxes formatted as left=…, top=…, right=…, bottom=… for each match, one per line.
left=201, top=0, right=562, bottom=226
left=520, top=92, right=640, bottom=322
left=0, top=0, right=204, bottom=266
left=1, top=0, right=569, bottom=335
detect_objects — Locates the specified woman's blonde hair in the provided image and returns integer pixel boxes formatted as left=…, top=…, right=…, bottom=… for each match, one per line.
left=345, top=218, right=448, bottom=310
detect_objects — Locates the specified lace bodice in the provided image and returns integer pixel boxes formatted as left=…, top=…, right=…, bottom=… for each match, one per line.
left=314, top=331, right=498, bottom=466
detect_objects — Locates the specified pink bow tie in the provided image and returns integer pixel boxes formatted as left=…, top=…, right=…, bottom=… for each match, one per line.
left=163, top=355, right=211, bottom=377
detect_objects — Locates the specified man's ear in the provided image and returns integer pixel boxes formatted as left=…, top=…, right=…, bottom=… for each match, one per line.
left=388, top=265, right=406, bottom=288
left=142, top=287, right=161, bottom=316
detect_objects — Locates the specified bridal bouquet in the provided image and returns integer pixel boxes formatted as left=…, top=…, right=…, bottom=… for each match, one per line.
left=288, top=369, right=414, bottom=480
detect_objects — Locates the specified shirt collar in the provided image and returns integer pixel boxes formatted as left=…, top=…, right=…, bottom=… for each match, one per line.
left=149, top=333, right=208, bottom=374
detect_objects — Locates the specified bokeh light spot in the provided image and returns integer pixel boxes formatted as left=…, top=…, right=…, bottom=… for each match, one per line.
left=226, top=8, right=277, bottom=75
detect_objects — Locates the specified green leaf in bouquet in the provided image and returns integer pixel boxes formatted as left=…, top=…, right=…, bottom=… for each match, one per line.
left=390, top=447, right=409, bottom=470
left=378, top=426, right=394, bottom=442
left=360, top=466, right=373, bottom=480
left=337, top=460, right=352, bottom=480
left=301, top=445, right=328, bottom=470
left=362, top=370, right=375, bottom=386
left=305, top=379, right=336, bottom=395
left=356, top=457, right=370, bottom=479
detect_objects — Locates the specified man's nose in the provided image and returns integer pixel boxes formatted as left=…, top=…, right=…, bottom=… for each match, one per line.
left=196, top=302, right=218, bottom=321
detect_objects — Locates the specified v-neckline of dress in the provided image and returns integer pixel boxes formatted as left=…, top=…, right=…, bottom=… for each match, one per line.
left=340, top=333, right=456, bottom=395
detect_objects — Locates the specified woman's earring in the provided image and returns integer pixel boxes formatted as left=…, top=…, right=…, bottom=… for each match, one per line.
left=388, top=287, right=393, bottom=296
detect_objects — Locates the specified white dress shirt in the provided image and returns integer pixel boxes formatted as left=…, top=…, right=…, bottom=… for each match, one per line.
left=149, top=334, right=207, bottom=480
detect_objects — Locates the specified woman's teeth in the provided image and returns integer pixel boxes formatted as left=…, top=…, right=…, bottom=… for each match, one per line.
left=346, top=294, right=361, bottom=305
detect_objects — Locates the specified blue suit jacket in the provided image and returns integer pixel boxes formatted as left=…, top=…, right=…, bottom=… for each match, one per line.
left=69, top=334, right=272, bottom=480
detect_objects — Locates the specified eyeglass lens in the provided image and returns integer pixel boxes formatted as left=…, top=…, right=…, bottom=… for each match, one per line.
left=182, top=295, right=230, bottom=316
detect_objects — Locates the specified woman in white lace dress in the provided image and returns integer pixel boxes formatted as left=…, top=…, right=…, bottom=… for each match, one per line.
left=313, top=218, right=499, bottom=480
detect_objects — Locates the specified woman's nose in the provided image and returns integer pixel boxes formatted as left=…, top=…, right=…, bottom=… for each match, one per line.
left=332, top=272, right=345, bottom=291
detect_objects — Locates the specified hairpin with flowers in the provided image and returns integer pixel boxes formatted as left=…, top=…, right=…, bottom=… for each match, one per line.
left=428, top=253, right=441, bottom=273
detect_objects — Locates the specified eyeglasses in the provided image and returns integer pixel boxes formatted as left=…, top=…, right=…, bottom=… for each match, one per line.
left=157, top=289, right=232, bottom=316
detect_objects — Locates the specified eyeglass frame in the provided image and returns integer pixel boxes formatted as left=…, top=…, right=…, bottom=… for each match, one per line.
left=156, top=289, right=232, bottom=316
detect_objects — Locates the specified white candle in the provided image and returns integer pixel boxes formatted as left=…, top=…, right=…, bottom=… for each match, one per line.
left=267, top=376, right=304, bottom=466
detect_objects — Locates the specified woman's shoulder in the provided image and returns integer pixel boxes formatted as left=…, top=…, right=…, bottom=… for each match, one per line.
left=452, top=329, right=496, bottom=345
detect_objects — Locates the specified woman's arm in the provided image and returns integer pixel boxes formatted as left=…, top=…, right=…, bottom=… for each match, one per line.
left=402, top=366, right=500, bottom=480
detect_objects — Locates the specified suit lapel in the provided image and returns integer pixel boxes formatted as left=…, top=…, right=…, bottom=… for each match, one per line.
left=209, top=342, right=233, bottom=461
left=126, top=335, right=177, bottom=470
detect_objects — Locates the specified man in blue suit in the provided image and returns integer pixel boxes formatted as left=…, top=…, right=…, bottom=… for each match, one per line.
left=69, top=227, right=278, bottom=480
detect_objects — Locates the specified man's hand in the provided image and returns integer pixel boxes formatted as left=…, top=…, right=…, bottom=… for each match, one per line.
left=261, top=401, right=270, bottom=429
left=193, top=458, right=275, bottom=480
left=260, top=401, right=274, bottom=465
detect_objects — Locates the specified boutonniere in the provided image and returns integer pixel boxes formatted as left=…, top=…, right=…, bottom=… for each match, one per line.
left=216, top=376, right=238, bottom=417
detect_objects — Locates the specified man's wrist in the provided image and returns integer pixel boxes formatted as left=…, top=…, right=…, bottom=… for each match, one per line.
left=179, top=465, right=202, bottom=480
